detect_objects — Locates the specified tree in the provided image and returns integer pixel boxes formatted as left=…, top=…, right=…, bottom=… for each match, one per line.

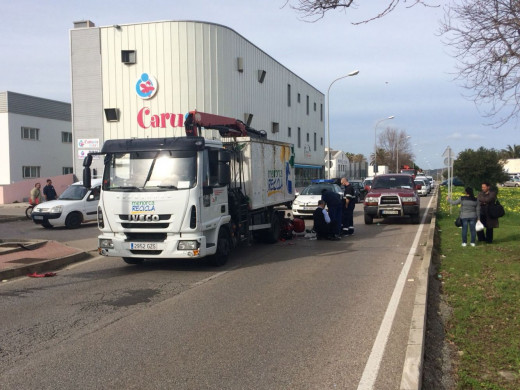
left=377, top=127, right=414, bottom=172
left=453, top=147, right=509, bottom=190
left=345, top=152, right=355, bottom=162
left=441, top=1, right=520, bottom=126
left=500, top=144, right=520, bottom=159
left=285, top=0, right=432, bottom=23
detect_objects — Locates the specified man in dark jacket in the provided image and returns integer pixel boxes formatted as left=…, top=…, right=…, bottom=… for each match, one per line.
left=477, top=181, right=498, bottom=243
left=313, top=200, right=331, bottom=240
left=341, top=177, right=356, bottom=236
left=43, top=179, right=57, bottom=201
left=321, top=188, right=342, bottom=239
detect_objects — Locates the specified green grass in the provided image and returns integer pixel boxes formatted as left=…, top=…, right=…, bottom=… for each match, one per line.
left=437, top=187, right=520, bottom=389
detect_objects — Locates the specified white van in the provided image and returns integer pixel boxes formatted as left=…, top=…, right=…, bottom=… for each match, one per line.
left=32, top=179, right=101, bottom=229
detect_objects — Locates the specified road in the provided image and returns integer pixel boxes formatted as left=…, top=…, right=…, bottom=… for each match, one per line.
left=0, top=196, right=434, bottom=389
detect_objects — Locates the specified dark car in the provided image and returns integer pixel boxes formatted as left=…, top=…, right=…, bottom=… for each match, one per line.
left=440, top=177, right=464, bottom=186
left=349, top=180, right=365, bottom=202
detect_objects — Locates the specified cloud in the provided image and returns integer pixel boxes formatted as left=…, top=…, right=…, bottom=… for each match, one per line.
left=448, top=132, right=462, bottom=139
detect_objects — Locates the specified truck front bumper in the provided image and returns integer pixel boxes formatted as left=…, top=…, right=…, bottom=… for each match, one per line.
left=98, top=233, right=210, bottom=259
left=364, top=204, right=419, bottom=218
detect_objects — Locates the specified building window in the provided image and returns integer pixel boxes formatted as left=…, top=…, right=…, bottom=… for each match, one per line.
left=272, top=122, right=280, bottom=134
left=321, top=137, right=323, bottom=146
left=314, top=132, right=317, bottom=151
left=287, top=84, right=291, bottom=107
left=314, top=102, right=317, bottom=111
left=288, top=127, right=292, bottom=137
left=297, top=127, right=301, bottom=148
left=306, top=95, right=309, bottom=115
left=21, top=127, right=39, bottom=140
left=297, top=93, right=301, bottom=103
left=320, top=104, right=323, bottom=122
left=306, top=133, right=310, bottom=142
left=22, top=166, right=40, bottom=178
left=63, top=167, right=74, bottom=175
left=121, top=50, right=136, bottom=64
left=61, top=132, right=72, bottom=143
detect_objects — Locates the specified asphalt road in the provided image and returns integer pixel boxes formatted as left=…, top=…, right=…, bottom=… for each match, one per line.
left=0, top=196, right=434, bottom=389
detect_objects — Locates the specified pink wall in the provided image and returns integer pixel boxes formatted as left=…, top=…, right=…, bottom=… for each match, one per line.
left=0, top=174, right=76, bottom=204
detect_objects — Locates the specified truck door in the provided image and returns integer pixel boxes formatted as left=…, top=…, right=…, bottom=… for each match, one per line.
left=200, top=149, right=228, bottom=231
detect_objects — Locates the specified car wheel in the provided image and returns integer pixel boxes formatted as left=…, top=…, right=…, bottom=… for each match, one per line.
left=364, top=214, right=373, bottom=225
left=208, top=228, right=231, bottom=267
left=65, top=212, right=83, bottom=229
left=123, top=257, right=145, bottom=265
left=42, top=221, right=53, bottom=229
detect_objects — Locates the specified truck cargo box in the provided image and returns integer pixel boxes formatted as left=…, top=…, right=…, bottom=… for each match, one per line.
left=225, top=137, right=295, bottom=210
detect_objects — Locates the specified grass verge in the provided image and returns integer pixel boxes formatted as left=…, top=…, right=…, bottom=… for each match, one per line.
left=437, top=186, right=520, bottom=389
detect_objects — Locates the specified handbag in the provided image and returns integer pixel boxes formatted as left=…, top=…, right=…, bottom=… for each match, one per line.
left=454, top=217, right=462, bottom=227
left=488, top=199, right=505, bottom=219
left=476, top=220, right=484, bottom=232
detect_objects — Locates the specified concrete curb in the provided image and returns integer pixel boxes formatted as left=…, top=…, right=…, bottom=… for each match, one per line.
left=0, top=251, right=93, bottom=281
left=0, top=215, right=27, bottom=223
left=399, top=189, right=438, bottom=390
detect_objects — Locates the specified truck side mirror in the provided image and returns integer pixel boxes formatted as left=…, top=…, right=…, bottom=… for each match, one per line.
left=218, top=162, right=230, bottom=186
left=218, top=149, right=231, bottom=163
left=83, top=167, right=92, bottom=189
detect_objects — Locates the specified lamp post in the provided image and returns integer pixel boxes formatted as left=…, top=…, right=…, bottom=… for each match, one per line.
left=373, top=116, right=395, bottom=175
left=396, top=135, right=411, bottom=173
left=326, top=70, right=359, bottom=179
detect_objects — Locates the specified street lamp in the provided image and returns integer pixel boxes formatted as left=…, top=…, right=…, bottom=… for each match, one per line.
left=396, top=135, right=411, bottom=173
left=373, top=116, right=395, bottom=175
left=326, top=70, right=359, bottom=179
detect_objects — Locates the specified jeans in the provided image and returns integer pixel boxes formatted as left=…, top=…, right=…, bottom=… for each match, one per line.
left=461, top=218, right=476, bottom=244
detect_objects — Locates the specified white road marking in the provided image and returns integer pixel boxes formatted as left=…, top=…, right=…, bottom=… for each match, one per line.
left=357, top=195, right=434, bottom=389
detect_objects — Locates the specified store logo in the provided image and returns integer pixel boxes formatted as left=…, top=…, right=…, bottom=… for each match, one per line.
left=135, top=73, right=158, bottom=99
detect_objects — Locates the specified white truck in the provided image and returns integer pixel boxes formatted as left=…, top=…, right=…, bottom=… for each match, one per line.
left=83, top=111, right=295, bottom=266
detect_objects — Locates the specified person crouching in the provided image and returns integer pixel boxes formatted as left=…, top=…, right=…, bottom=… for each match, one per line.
left=313, top=200, right=333, bottom=240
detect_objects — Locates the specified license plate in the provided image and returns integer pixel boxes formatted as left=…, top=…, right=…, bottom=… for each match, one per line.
left=130, top=242, right=159, bottom=250
left=33, top=216, right=43, bottom=220
left=382, top=210, right=399, bottom=215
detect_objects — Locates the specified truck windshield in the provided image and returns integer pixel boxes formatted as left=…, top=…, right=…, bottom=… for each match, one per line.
left=103, top=151, right=197, bottom=191
left=372, top=177, right=413, bottom=189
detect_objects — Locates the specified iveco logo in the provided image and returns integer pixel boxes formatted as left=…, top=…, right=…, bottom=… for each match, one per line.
left=130, top=214, right=160, bottom=221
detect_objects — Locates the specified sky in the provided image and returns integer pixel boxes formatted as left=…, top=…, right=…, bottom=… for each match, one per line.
left=2, top=0, right=519, bottom=170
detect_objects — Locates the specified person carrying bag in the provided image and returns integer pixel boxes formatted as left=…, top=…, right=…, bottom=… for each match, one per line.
left=477, top=181, right=498, bottom=243
left=447, top=187, right=480, bottom=247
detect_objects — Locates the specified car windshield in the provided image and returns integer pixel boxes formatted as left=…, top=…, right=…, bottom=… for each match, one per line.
left=301, top=184, right=334, bottom=195
left=372, top=176, right=413, bottom=189
left=59, top=185, right=88, bottom=200
left=103, top=150, right=197, bottom=191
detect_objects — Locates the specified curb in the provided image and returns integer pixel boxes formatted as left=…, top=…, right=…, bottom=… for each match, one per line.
left=0, top=251, right=93, bottom=281
left=399, top=189, right=438, bottom=390
left=0, top=215, right=28, bottom=223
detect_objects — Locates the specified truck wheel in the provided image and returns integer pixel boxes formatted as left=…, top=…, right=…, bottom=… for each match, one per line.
left=364, top=214, right=373, bottom=225
left=123, top=257, right=145, bottom=265
left=209, top=228, right=231, bottom=267
left=65, top=212, right=82, bottom=229
left=411, top=214, right=421, bottom=224
left=263, top=211, right=281, bottom=244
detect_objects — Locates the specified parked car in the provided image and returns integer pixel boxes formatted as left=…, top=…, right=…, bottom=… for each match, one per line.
left=414, top=179, right=428, bottom=196
left=362, top=176, right=374, bottom=192
left=32, top=180, right=101, bottom=229
left=415, top=176, right=431, bottom=194
left=440, top=177, right=464, bottom=186
left=502, top=177, right=520, bottom=187
left=292, top=181, right=343, bottom=218
left=349, top=180, right=365, bottom=202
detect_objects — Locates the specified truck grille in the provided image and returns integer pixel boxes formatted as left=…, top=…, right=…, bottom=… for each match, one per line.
left=121, top=223, right=169, bottom=229
left=124, top=233, right=167, bottom=242
left=119, top=214, right=171, bottom=221
left=129, top=250, right=163, bottom=255
left=380, top=196, right=400, bottom=205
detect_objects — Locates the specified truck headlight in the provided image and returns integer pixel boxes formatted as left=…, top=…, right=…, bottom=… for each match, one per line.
left=178, top=240, right=199, bottom=250
left=365, top=196, right=380, bottom=203
left=402, top=196, right=417, bottom=202
left=50, top=205, right=63, bottom=213
left=99, top=239, right=114, bottom=249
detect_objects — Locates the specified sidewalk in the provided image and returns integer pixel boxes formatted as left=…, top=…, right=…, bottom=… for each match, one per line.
left=0, top=203, right=93, bottom=280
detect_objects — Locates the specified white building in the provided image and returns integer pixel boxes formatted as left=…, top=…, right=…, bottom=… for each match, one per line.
left=70, top=20, right=325, bottom=186
left=0, top=91, right=73, bottom=185
left=504, top=158, right=520, bottom=176
left=325, top=148, right=368, bottom=180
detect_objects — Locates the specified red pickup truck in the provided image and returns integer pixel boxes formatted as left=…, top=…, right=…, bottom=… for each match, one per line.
left=363, top=174, right=421, bottom=224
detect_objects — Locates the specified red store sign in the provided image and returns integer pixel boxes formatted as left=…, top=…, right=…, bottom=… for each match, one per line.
left=137, top=107, right=184, bottom=129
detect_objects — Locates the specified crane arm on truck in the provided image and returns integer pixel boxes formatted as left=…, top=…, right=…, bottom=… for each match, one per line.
left=184, top=110, right=266, bottom=139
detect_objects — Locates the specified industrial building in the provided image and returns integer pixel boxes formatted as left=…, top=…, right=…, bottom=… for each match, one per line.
left=70, top=20, right=325, bottom=186
left=0, top=91, right=73, bottom=185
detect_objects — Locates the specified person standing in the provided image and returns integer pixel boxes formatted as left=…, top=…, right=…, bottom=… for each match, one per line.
left=29, top=183, right=43, bottom=205
left=313, top=200, right=331, bottom=240
left=321, top=188, right=342, bottom=240
left=477, top=181, right=498, bottom=243
left=447, top=187, right=480, bottom=247
left=43, top=179, right=57, bottom=201
left=341, top=177, right=356, bottom=236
